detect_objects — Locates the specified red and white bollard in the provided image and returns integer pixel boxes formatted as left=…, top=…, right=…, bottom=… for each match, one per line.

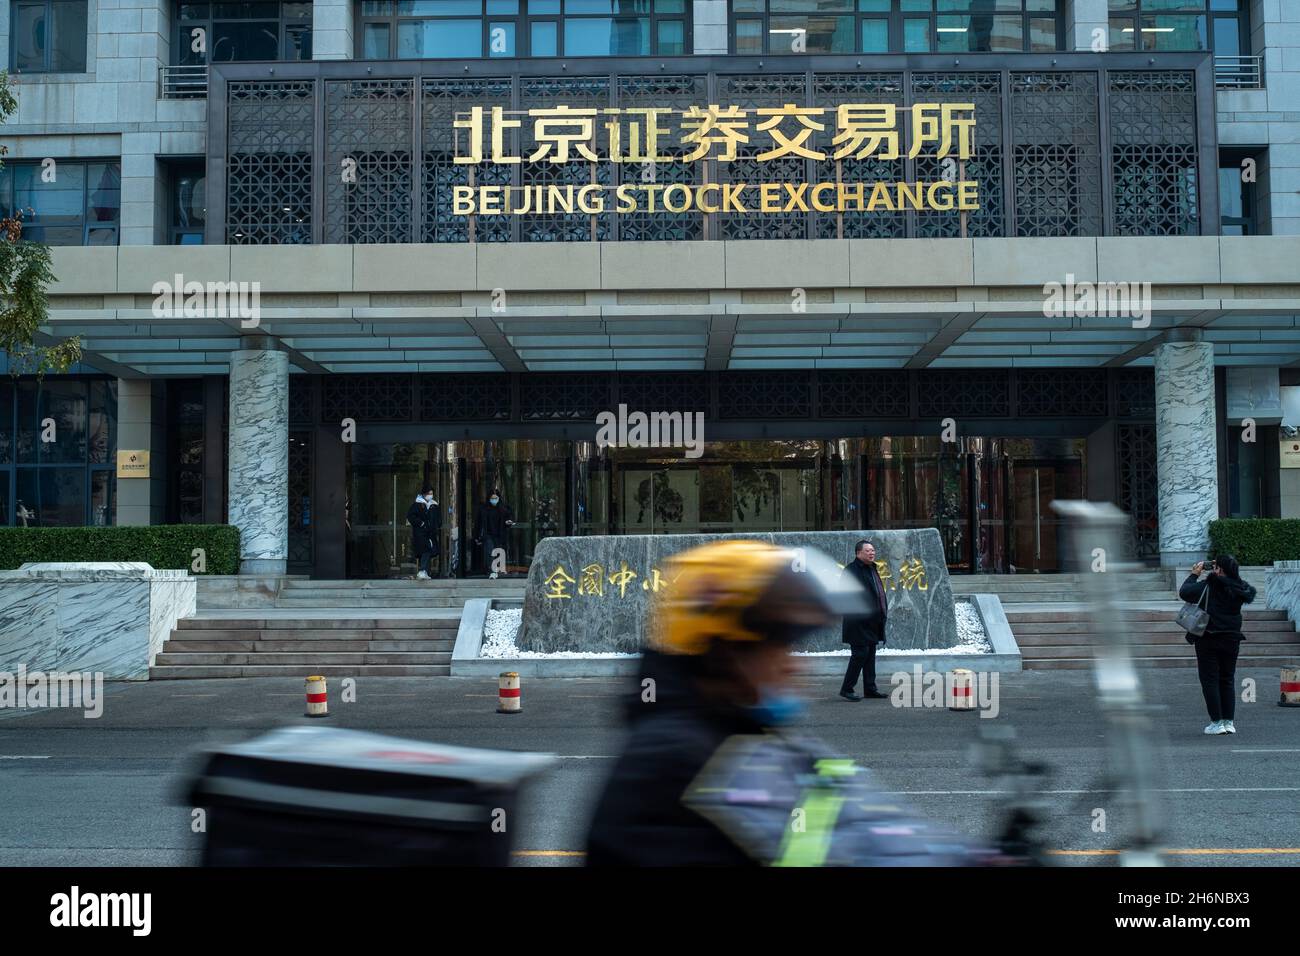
left=305, top=675, right=329, bottom=718
left=947, top=669, right=976, bottom=712
left=1280, top=667, right=1300, bottom=708
left=498, top=671, right=522, bottom=715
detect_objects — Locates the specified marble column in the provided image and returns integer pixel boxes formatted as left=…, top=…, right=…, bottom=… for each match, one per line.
left=228, top=347, right=289, bottom=575
left=1153, top=336, right=1219, bottom=568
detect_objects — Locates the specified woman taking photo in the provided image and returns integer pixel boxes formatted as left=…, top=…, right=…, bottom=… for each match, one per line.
left=1179, top=554, right=1257, bottom=736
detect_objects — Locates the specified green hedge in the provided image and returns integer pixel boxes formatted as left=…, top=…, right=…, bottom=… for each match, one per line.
left=0, top=525, right=240, bottom=575
left=1208, top=519, right=1300, bottom=566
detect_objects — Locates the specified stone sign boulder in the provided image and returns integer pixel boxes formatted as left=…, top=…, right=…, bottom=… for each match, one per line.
left=516, top=530, right=958, bottom=654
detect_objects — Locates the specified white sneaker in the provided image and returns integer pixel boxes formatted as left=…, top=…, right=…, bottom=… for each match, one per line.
left=1222, top=720, right=1236, bottom=734
left=489, top=571, right=498, bottom=579
left=1204, top=721, right=1227, bottom=735
left=416, top=571, right=429, bottom=580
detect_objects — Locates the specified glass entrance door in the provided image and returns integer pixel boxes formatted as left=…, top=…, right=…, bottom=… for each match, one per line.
left=1008, top=457, right=1084, bottom=573
left=610, top=442, right=821, bottom=536
left=456, top=439, right=569, bottom=575
left=346, top=442, right=448, bottom=578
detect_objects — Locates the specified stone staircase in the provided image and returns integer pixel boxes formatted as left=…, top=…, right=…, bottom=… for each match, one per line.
left=1005, top=607, right=1300, bottom=669
left=150, top=578, right=526, bottom=679
left=954, top=568, right=1300, bottom=669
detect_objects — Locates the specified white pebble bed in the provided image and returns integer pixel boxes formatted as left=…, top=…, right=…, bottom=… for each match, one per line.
left=479, top=607, right=637, bottom=659
left=794, top=600, right=992, bottom=655
left=479, top=600, right=991, bottom=658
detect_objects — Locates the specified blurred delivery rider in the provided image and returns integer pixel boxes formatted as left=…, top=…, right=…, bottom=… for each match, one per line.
left=585, top=541, right=874, bottom=866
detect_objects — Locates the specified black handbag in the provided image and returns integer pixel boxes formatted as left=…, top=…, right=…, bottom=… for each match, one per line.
left=1178, top=583, right=1209, bottom=642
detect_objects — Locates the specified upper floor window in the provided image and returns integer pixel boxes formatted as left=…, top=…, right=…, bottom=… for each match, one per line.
left=357, top=0, right=688, bottom=59
left=9, top=0, right=87, bottom=73
left=0, top=160, right=120, bottom=245
left=1108, top=0, right=1248, bottom=55
left=732, top=0, right=1060, bottom=56
left=175, top=1, right=313, bottom=65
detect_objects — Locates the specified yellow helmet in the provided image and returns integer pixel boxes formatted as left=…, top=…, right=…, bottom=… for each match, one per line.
left=651, top=539, right=870, bottom=656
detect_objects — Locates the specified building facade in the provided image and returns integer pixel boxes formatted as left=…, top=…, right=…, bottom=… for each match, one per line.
left=2, top=0, right=1299, bottom=577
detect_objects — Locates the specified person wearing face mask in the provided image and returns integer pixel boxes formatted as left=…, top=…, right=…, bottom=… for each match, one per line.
left=406, top=485, right=440, bottom=580
left=473, top=488, right=515, bottom=579
left=584, top=541, right=979, bottom=867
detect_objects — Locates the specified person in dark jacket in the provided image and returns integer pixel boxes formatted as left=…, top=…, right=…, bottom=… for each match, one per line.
left=840, top=539, right=889, bottom=701
left=405, top=486, right=440, bottom=579
left=1179, top=553, right=1256, bottom=735
left=585, top=540, right=873, bottom=866
left=473, top=489, right=514, bottom=578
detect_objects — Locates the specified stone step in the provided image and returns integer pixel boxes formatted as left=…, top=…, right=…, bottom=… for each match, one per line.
left=162, top=639, right=455, bottom=653
left=281, top=578, right=526, bottom=586
left=154, top=652, right=451, bottom=666
left=1010, top=619, right=1297, bottom=635
left=1022, top=642, right=1300, bottom=659
left=1025, top=655, right=1299, bottom=671
left=169, top=628, right=457, bottom=642
left=276, top=595, right=462, bottom=606
left=176, top=617, right=459, bottom=630
left=1003, top=609, right=1288, bottom=623
left=149, top=664, right=450, bottom=679
left=1012, top=631, right=1300, bottom=647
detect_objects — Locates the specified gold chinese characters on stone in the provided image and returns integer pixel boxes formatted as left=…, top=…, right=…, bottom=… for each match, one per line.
left=540, top=557, right=928, bottom=599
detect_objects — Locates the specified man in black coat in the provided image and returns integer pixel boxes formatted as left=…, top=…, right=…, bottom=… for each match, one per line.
left=840, top=539, right=889, bottom=701
left=473, top=488, right=514, bottom=578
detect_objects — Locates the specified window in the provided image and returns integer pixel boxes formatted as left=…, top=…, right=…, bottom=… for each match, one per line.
left=175, top=1, right=313, bottom=65
left=733, top=0, right=1060, bottom=55
left=1219, top=147, right=1261, bottom=236
left=358, top=0, right=688, bottom=58
left=9, top=0, right=87, bottom=73
left=168, top=160, right=207, bottom=244
left=2, top=378, right=116, bottom=528
left=0, top=160, right=120, bottom=246
left=1107, top=0, right=1248, bottom=55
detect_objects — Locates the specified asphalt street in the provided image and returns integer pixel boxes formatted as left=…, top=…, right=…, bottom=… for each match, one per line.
left=1, top=667, right=1297, bottom=866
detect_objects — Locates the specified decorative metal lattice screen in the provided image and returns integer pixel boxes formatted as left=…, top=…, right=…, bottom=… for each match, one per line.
left=616, top=74, right=709, bottom=242
left=1108, top=71, right=1200, bottom=237
left=226, top=81, right=314, bottom=244
left=913, top=71, right=1004, bottom=239
left=320, top=374, right=415, bottom=422
left=288, top=429, right=313, bottom=567
left=813, top=73, right=906, bottom=240
left=520, top=76, right=613, bottom=243
left=420, top=373, right=512, bottom=421
left=325, top=78, right=414, bottom=244
left=1117, top=422, right=1160, bottom=559
left=422, top=77, right=514, bottom=243
left=218, top=62, right=1211, bottom=243
left=1010, top=72, right=1102, bottom=237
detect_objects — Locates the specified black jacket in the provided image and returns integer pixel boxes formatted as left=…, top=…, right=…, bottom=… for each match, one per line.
left=841, top=558, right=887, bottom=645
left=586, top=649, right=764, bottom=866
left=405, top=499, right=440, bottom=554
left=473, top=500, right=513, bottom=541
left=1179, top=572, right=1257, bottom=640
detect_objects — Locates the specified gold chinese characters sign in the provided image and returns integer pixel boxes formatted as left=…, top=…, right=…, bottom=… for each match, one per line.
left=540, top=556, right=928, bottom=601
left=451, top=102, right=980, bottom=216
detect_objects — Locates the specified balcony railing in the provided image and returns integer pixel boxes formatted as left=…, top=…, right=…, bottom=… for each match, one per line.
left=159, top=65, right=209, bottom=99
left=1214, top=54, right=1263, bottom=90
